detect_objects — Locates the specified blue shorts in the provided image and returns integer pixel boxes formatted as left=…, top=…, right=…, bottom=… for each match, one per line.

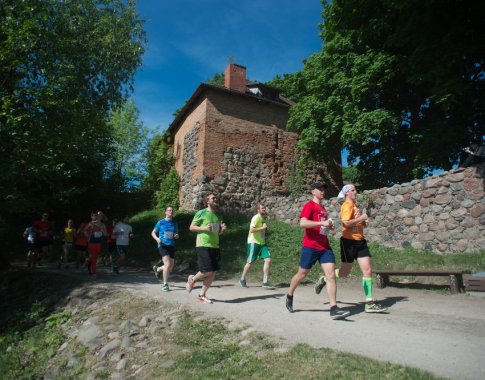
left=299, top=246, right=335, bottom=269
left=116, top=245, right=129, bottom=256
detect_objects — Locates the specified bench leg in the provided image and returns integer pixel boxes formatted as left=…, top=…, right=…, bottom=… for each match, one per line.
left=449, top=275, right=460, bottom=294
left=376, top=274, right=387, bottom=289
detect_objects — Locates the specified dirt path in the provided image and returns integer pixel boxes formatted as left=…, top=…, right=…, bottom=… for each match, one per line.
left=82, top=267, right=485, bottom=380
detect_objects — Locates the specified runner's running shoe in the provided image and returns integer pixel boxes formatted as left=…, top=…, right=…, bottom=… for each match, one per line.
left=262, top=282, right=275, bottom=289
left=198, top=294, right=213, bottom=304
left=330, top=306, right=350, bottom=320
left=365, top=301, right=388, bottom=313
left=186, top=275, right=195, bottom=293
left=285, top=295, right=294, bottom=313
left=314, top=275, right=327, bottom=295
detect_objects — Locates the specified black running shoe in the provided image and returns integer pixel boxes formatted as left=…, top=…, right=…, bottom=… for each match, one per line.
left=330, top=306, right=350, bottom=320
left=286, top=295, right=294, bottom=313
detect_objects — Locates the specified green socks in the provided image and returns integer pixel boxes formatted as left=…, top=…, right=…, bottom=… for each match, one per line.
left=362, top=276, right=373, bottom=300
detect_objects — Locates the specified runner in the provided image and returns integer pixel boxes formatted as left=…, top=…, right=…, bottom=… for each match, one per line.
left=285, top=183, right=349, bottom=320
left=185, top=193, right=227, bottom=304
left=33, top=212, right=54, bottom=263
left=111, top=216, right=133, bottom=274
left=23, top=223, right=38, bottom=267
left=84, top=212, right=107, bottom=278
left=239, top=204, right=274, bottom=289
left=151, top=206, right=179, bottom=292
left=74, top=222, right=88, bottom=269
left=60, top=219, right=76, bottom=269
left=106, top=218, right=118, bottom=267
left=314, top=184, right=387, bottom=313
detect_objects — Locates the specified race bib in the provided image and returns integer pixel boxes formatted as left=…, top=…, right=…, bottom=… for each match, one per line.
left=93, top=231, right=103, bottom=238
left=210, top=223, right=220, bottom=233
left=164, top=231, right=174, bottom=239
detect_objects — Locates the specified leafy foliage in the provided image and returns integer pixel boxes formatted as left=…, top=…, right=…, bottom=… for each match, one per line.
left=271, top=0, right=484, bottom=188
left=105, top=99, right=148, bottom=192
left=142, top=132, right=176, bottom=202
left=206, top=72, right=224, bottom=86
left=0, top=0, right=146, bottom=217
left=155, top=167, right=180, bottom=210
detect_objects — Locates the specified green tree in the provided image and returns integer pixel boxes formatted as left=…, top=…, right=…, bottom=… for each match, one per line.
left=105, top=99, right=148, bottom=192
left=142, top=132, right=175, bottom=200
left=0, top=0, right=146, bottom=217
left=206, top=72, right=224, bottom=86
left=274, top=0, right=484, bottom=188
left=156, top=167, right=180, bottom=210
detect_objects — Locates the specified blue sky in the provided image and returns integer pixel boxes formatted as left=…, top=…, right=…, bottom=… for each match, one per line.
left=133, top=0, right=324, bottom=133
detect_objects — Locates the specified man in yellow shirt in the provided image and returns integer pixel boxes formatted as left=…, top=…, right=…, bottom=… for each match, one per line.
left=239, top=204, right=274, bottom=289
left=315, top=184, right=387, bottom=313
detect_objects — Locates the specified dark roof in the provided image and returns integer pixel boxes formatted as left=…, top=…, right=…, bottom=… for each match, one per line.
left=166, top=82, right=295, bottom=138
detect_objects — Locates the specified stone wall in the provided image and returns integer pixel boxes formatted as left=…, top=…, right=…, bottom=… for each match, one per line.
left=262, top=163, right=485, bottom=254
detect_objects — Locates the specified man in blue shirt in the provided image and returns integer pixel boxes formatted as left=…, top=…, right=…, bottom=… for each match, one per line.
left=151, top=206, right=179, bottom=291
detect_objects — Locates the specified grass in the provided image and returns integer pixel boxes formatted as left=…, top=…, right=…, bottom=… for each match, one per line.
left=1, top=208, right=483, bottom=378
left=127, top=209, right=485, bottom=287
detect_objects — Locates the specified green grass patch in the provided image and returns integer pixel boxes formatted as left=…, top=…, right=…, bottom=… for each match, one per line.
left=128, top=209, right=485, bottom=286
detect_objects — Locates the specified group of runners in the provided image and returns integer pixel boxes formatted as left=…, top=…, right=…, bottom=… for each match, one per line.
left=23, top=211, right=133, bottom=278
left=151, top=182, right=387, bottom=319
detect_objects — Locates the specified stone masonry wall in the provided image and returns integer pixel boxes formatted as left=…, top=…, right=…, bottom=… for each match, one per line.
left=262, top=163, right=485, bottom=254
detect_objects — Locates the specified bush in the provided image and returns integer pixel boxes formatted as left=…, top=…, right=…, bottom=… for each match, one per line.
left=155, top=167, right=180, bottom=210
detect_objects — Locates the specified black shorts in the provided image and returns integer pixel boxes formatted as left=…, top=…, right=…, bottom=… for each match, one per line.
left=196, top=247, right=220, bottom=273
left=158, top=245, right=175, bottom=259
left=340, top=237, right=371, bottom=263
left=27, top=242, right=39, bottom=251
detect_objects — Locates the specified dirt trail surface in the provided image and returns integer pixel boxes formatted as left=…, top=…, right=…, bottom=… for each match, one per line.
left=20, top=265, right=485, bottom=379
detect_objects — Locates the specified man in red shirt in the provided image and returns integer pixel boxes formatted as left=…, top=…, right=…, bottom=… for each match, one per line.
left=33, top=212, right=54, bottom=263
left=285, top=183, right=349, bottom=320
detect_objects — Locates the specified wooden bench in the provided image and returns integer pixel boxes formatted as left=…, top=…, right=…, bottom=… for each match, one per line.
left=464, top=277, right=485, bottom=292
left=374, top=270, right=465, bottom=294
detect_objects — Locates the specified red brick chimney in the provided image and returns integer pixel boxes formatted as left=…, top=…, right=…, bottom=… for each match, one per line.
left=224, top=63, right=247, bottom=93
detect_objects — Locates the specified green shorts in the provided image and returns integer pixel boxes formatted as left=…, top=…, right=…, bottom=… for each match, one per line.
left=246, top=243, right=271, bottom=264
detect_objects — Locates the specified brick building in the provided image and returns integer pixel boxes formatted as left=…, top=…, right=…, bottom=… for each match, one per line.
left=166, top=63, right=341, bottom=212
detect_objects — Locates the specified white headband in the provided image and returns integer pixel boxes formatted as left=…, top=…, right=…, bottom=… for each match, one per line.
left=337, top=184, right=354, bottom=200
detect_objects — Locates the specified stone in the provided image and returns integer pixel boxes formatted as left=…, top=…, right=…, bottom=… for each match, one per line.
left=447, top=172, right=465, bottom=182
left=461, top=217, right=478, bottom=228
left=419, top=224, right=429, bottom=233
left=139, top=316, right=150, bottom=327
left=414, top=217, right=423, bottom=225
left=411, top=241, right=424, bottom=250
left=470, top=204, right=484, bottom=218
left=419, top=232, right=435, bottom=241
left=438, top=212, right=450, bottom=220
left=120, top=321, right=139, bottom=336
left=116, top=359, right=127, bottom=371
left=99, top=339, right=120, bottom=358
left=420, top=198, right=430, bottom=207
left=77, top=319, right=103, bottom=349
left=411, top=192, right=422, bottom=201
left=409, top=226, right=419, bottom=233
left=450, top=208, right=467, bottom=218
left=403, top=217, right=414, bottom=226
left=397, top=209, right=409, bottom=218
left=436, top=231, right=449, bottom=242
left=434, top=194, right=452, bottom=205
left=425, top=178, right=441, bottom=188
left=437, top=243, right=448, bottom=253
left=401, top=199, right=417, bottom=209
left=450, top=182, right=464, bottom=192
left=121, top=336, right=133, bottom=348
